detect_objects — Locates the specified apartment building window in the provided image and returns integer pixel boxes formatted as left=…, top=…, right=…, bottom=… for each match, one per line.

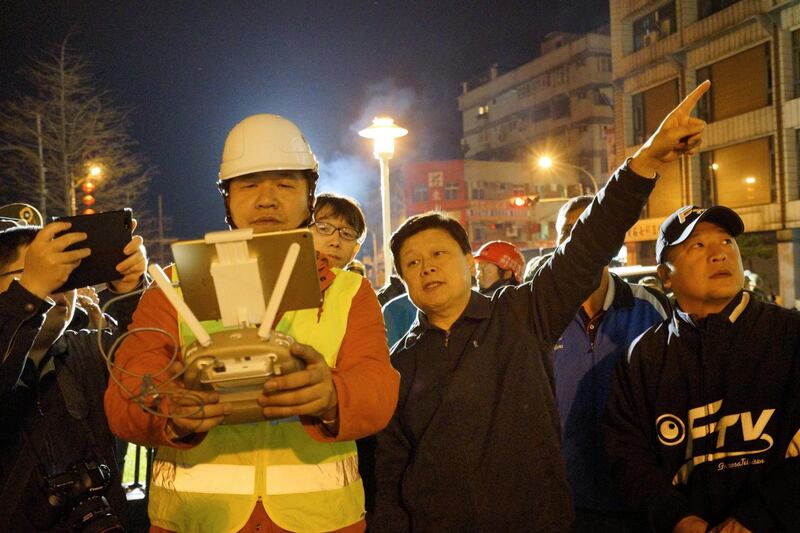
left=597, top=56, right=612, bottom=73
left=532, top=104, right=550, bottom=122
left=552, top=96, right=571, bottom=120
left=698, top=0, right=741, bottom=20
left=412, top=184, right=428, bottom=203
left=478, top=105, right=490, bottom=118
left=700, top=138, right=774, bottom=208
left=594, top=88, right=612, bottom=107
left=471, top=186, right=485, bottom=200
left=793, top=29, right=800, bottom=99
left=552, top=67, right=568, bottom=87
left=695, top=44, right=771, bottom=122
left=472, top=223, right=486, bottom=243
left=444, top=182, right=459, bottom=200
left=517, top=81, right=534, bottom=100
left=632, top=79, right=679, bottom=145
left=633, top=2, right=676, bottom=52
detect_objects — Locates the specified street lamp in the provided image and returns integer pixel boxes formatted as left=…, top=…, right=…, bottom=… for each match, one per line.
left=71, top=163, right=104, bottom=215
left=537, top=155, right=599, bottom=195
left=358, top=117, right=408, bottom=286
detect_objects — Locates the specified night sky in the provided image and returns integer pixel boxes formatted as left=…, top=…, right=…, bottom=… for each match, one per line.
left=1, top=0, right=609, bottom=240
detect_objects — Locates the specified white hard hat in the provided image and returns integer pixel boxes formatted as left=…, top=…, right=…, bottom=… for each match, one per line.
left=218, top=114, right=318, bottom=182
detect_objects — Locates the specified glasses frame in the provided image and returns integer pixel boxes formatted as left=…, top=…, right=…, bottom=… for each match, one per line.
left=310, top=221, right=364, bottom=243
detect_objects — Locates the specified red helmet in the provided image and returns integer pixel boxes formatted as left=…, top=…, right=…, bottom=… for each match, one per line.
left=473, top=240, right=525, bottom=282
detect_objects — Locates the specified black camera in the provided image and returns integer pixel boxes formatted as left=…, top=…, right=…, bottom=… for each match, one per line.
left=29, top=460, right=124, bottom=532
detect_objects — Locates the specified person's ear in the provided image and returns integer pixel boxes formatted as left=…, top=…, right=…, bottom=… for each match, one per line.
left=657, top=263, right=673, bottom=290
left=350, top=242, right=361, bottom=262
left=467, top=254, right=476, bottom=278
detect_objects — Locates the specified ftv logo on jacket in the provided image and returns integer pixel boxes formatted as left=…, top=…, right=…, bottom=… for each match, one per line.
left=655, top=399, right=775, bottom=485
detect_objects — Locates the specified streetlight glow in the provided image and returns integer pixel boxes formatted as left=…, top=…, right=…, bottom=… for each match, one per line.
left=745, top=176, right=756, bottom=184
left=89, top=164, right=102, bottom=177
left=359, top=116, right=408, bottom=286
left=537, top=156, right=553, bottom=169
left=359, top=117, right=408, bottom=159
left=536, top=154, right=599, bottom=194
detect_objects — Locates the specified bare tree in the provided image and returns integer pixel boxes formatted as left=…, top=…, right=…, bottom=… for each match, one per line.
left=0, top=33, right=155, bottom=220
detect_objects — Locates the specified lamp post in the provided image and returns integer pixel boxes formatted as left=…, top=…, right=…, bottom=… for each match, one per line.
left=71, top=163, right=103, bottom=215
left=358, top=117, right=408, bottom=286
left=538, top=156, right=599, bottom=195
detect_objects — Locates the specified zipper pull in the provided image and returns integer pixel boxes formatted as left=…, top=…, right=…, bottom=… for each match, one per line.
left=444, top=330, right=450, bottom=348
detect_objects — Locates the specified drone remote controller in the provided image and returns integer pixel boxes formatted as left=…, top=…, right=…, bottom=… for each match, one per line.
left=148, top=233, right=308, bottom=425
left=182, top=328, right=305, bottom=425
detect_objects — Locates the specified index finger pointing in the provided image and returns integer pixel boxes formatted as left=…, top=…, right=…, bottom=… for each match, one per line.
left=675, top=80, right=710, bottom=115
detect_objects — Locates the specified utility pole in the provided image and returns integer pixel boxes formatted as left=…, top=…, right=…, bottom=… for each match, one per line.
left=158, top=194, right=165, bottom=265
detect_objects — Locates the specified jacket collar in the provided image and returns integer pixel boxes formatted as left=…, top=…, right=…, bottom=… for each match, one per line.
left=602, top=272, right=635, bottom=311
left=404, top=290, right=492, bottom=348
left=670, top=290, right=750, bottom=333
left=316, top=254, right=337, bottom=292
left=479, top=278, right=514, bottom=297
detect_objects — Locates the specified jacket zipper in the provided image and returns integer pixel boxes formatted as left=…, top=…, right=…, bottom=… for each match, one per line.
left=698, top=325, right=712, bottom=512
left=444, top=330, right=450, bottom=348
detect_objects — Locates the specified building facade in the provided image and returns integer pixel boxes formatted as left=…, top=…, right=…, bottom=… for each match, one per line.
left=611, top=0, right=800, bottom=306
left=458, top=29, right=615, bottom=193
left=402, top=160, right=581, bottom=251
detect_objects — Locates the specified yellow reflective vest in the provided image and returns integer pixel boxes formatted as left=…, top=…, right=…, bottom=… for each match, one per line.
left=149, top=269, right=365, bottom=533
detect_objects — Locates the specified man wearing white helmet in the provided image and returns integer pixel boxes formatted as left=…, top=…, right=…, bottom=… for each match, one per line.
left=106, top=114, right=399, bottom=533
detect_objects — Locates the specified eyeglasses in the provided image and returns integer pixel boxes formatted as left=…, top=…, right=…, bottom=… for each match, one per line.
left=0, top=268, right=23, bottom=278
left=311, top=221, right=362, bottom=242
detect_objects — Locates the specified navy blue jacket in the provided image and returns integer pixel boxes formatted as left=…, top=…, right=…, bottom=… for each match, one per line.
left=604, top=291, right=800, bottom=532
left=372, top=163, right=656, bottom=532
left=554, top=273, right=668, bottom=510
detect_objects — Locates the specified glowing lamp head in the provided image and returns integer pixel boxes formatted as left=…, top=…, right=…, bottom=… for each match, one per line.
left=358, top=117, right=408, bottom=159
left=82, top=180, right=96, bottom=194
left=82, top=194, right=95, bottom=206
left=538, top=156, right=553, bottom=169
left=89, top=164, right=102, bottom=177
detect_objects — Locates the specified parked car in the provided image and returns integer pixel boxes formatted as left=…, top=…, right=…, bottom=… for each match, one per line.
left=610, top=264, right=658, bottom=285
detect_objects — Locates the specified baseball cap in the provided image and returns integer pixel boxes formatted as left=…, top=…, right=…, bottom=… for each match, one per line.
left=656, top=205, right=744, bottom=264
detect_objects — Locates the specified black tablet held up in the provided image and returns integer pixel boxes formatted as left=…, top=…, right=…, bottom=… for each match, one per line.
left=51, top=209, right=133, bottom=292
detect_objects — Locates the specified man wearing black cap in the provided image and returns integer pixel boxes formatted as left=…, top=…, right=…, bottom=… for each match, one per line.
left=604, top=205, right=800, bottom=533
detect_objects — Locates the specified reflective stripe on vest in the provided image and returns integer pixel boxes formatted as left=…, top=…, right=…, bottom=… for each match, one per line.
left=150, top=455, right=360, bottom=497
left=151, top=461, right=256, bottom=495
left=265, top=455, right=360, bottom=495
left=149, top=267, right=365, bottom=533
